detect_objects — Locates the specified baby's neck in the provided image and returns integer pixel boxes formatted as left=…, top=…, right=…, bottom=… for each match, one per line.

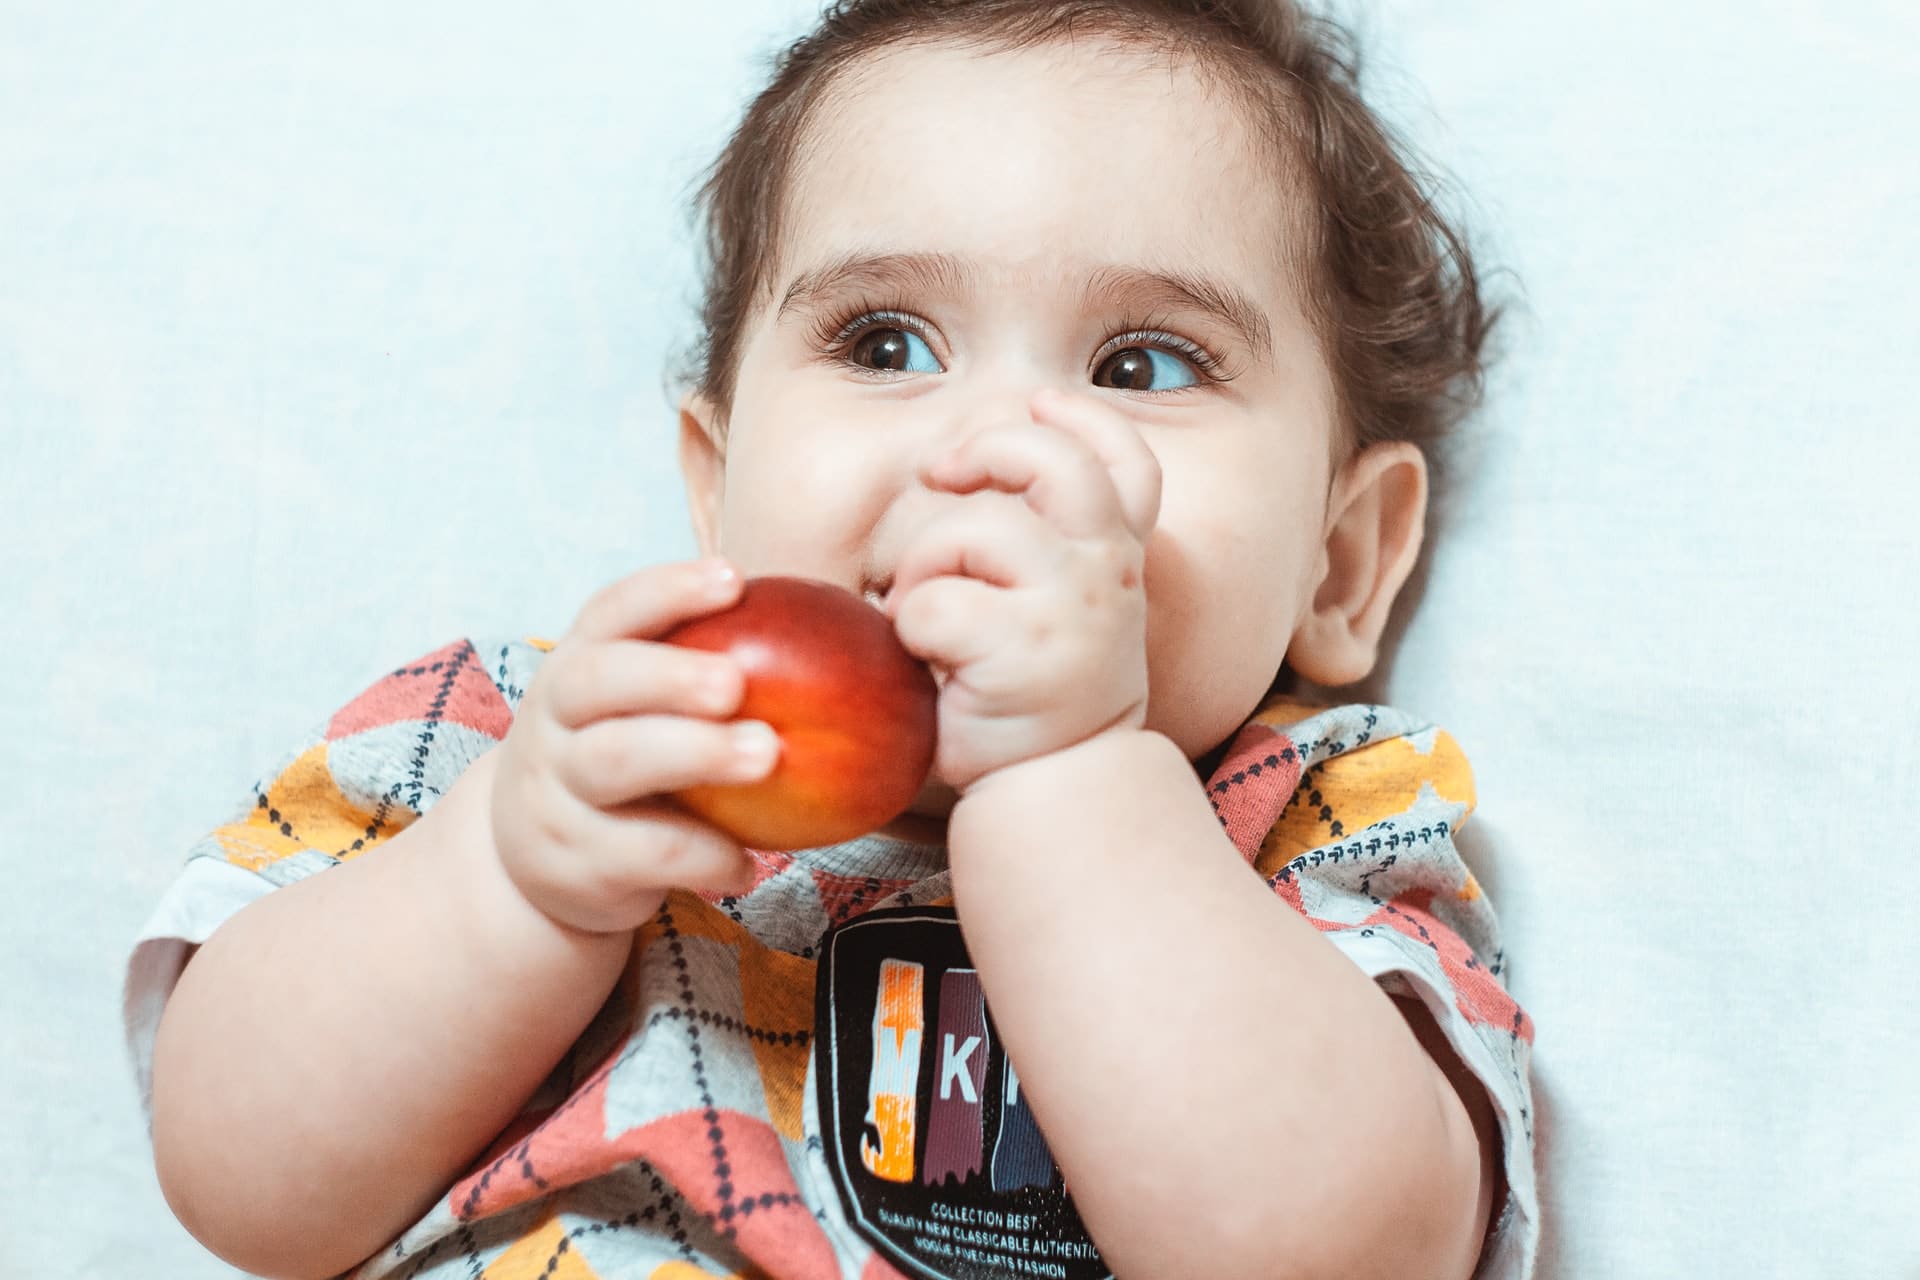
left=875, top=809, right=949, bottom=847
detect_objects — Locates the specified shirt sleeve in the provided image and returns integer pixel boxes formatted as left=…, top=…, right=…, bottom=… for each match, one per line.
left=120, top=635, right=550, bottom=1126
left=1205, top=701, right=1540, bottom=1280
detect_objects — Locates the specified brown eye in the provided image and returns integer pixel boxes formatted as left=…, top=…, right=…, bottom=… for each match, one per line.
left=848, top=327, right=940, bottom=373
left=1093, top=346, right=1199, bottom=391
left=1094, top=349, right=1152, bottom=390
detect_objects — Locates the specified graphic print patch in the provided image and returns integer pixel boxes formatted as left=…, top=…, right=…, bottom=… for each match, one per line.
left=816, top=907, right=1110, bottom=1280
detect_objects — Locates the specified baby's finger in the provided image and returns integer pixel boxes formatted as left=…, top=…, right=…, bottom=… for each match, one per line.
left=546, top=797, right=760, bottom=911
left=922, top=419, right=1127, bottom=540
left=1028, top=388, right=1163, bottom=541
left=890, top=574, right=1010, bottom=674
left=590, top=800, right=763, bottom=896
left=566, top=558, right=743, bottom=646
left=886, top=493, right=1057, bottom=607
left=543, top=639, right=744, bottom=730
left=559, top=714, right=780, bottom=810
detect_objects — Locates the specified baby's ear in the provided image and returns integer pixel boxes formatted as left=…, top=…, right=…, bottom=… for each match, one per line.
left=677, top=390, right=727, bottom=558
left=1287, top=441, right=1428, bottom=688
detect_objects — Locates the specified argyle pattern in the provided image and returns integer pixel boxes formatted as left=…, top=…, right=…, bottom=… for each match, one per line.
left=169, top=636, right=1535, bottom=1279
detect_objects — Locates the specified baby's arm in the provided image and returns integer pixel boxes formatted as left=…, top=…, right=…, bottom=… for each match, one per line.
left=889, top=390, right=1496, bottom=1277
left=150, top=748, right=631, bottom=1279
left=149, top=560, right=773, bottom=1280
left=949, top=734, right=1495, bottom=1279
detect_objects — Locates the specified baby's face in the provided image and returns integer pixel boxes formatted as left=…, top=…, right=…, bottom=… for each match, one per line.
left=686, top=37, right=1340, bottom=797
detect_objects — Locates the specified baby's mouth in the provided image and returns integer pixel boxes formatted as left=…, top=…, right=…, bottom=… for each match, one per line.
left=861, top=577, right=892, bottom=611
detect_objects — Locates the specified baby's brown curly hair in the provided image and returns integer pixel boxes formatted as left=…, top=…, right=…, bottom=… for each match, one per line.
left=680, top=0, right=1497, bottom=488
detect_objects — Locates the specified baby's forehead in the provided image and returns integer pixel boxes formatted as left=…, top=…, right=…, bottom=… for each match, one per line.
left=806, top=36, right=1282, bottom=167
left=775, top=39, right=1309, bottom=307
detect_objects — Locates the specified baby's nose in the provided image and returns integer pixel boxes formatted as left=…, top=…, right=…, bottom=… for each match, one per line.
left=912, top=382, right=1059, bottom=472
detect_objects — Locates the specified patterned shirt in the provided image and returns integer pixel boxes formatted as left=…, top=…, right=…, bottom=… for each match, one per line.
left=124, top=635, right=1538, bottom=1279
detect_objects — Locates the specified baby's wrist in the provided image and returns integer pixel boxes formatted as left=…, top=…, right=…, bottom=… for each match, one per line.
left=449, top=750, right=638, bottom=948
left=954, top=721, right=1168, bottom=808
left=945, top=726, right=1192, bottom=888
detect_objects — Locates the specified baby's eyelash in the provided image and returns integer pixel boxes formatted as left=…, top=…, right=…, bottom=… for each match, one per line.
left=809, top=302, right=928, bottom=357
left=1098, top=311, right=1228, bottom=384
left=808, top=299, right=1231, bottom=386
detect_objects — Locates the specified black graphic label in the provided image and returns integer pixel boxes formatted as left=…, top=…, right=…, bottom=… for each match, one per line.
left=816, top=907, right=1110, bottom=1280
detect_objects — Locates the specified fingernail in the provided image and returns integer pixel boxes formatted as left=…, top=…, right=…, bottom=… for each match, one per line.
left=731, top=720, right=780, bottom=772
left=700, top=665, right=739, bottom=711
left=702, top=558, right=740, bottom=597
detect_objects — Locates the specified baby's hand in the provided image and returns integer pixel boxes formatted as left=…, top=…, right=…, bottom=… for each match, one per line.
left=487, top=559, right=779, bottom=933
left=887, top=388, right=1162, bottom=793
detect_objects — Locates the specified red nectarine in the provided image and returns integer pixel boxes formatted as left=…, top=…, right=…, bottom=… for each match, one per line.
left=662, top=576, right=938, bottom=851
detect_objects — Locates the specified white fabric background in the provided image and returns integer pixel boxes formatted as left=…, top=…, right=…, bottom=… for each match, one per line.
left=3, top=2, right=1915, bottom=1276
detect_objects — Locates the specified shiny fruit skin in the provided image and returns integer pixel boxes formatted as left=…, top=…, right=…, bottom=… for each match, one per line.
left=662, top=576, right=938, bottom=851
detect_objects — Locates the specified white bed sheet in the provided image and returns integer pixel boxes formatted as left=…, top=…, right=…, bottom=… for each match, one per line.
left=2, top=1, right=1914, bottom=1275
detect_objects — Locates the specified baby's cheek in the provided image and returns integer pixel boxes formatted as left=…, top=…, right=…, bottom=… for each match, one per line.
left=1146, top=644, right=1266, bottom=761
left=1141, top=566, right=1291, bottom=759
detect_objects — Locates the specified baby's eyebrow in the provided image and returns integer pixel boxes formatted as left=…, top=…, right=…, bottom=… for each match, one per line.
left=776, top=250, right=1273, bottom=362
left=1082, top=263, right=1272, bottom=364
left=776, top=250, right=979, bottom=321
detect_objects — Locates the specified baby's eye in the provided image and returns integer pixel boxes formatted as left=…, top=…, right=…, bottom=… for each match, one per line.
left=848, top=327, right=942, bottom=375
left=1092, top=346, right=1200, bottom=392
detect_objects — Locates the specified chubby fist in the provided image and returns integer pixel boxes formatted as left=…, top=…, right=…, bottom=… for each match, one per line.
left=487, top=559, right=784, bottom=934
left=886, top=388, right=1161, bottom=793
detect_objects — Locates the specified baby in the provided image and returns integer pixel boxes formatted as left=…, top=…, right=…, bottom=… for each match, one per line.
left=127, top=2, right=1537, bottom=1277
